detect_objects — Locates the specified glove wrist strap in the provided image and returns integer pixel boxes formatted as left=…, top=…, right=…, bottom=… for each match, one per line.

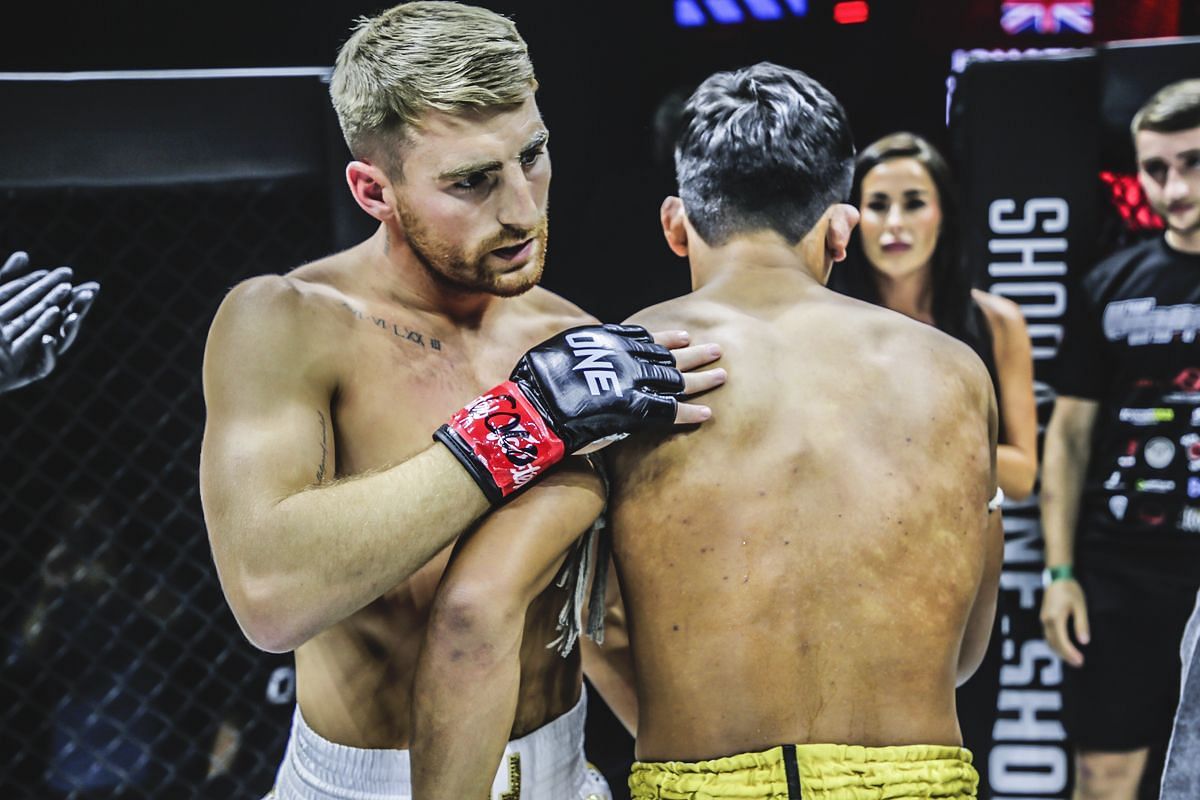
left=435, top=380, right=566, bottom=503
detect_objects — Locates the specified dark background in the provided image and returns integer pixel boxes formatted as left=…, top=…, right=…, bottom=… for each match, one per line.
left=2, top=0, right=1192, bottom=320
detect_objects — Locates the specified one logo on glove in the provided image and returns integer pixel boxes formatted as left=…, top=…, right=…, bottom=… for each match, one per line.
left=566, top=330, right=623, bottom=398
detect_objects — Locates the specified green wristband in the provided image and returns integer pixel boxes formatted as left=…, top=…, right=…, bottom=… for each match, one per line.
left=1041, top=564, right=1074, bottom=587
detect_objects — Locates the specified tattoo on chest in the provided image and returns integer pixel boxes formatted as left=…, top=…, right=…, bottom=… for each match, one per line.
left=341, top=302, right=442, bottom=351
left=316, top=411, right=329, bottom=484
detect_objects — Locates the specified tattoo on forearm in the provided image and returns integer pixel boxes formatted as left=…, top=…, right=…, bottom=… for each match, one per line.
left=317, top=411, right=329, bottom=483
left=341, top=302, right=443, bottom=351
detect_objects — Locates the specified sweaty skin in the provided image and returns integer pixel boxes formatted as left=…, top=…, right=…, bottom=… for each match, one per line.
left=201, top=237, right=597, bottom=748
left=606, top=220, right=1001, bottom=761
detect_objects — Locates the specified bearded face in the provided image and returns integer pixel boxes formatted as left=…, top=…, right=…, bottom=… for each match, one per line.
left=387, top=96, right=554, bottom=298
left=397, top=197, right=549, bottom=297
left=1136, top=127, right=1200, bottom=241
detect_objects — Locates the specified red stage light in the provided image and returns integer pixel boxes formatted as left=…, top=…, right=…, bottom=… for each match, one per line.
left=833, top=1, right=869, bottom=24
left=1099, top=171, right=1164, bottom=232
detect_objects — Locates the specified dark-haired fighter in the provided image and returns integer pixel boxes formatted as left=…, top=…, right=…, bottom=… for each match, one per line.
left=600, top=63, right=999, bottom=798
left=413, top=61, right=1000, bottom=800
left=199, top=4, right=721, bottom=799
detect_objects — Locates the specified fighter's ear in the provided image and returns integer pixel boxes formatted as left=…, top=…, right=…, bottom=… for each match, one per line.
left=824, top=203, right=860, bottom=263
left=660, top=196, right=690, bottom=257
left=346, top=160, right=396, bottom=222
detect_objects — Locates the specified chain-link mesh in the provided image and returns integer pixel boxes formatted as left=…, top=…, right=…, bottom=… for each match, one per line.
left=0, top=178, right=332, bottom=799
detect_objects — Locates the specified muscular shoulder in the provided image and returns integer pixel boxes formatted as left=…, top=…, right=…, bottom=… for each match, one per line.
left=205, top=271, right=345, bottom=389
left=511, top=286, right=599, bottom=337
left=212, top=273, right=337, bottom=342
left=869, top=308, right=992, bottom=404
left=623, top=294, right=725, bottom=337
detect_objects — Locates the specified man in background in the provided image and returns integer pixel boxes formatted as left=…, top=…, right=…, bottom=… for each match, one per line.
left=1040, top=78, right=1200, bottom=800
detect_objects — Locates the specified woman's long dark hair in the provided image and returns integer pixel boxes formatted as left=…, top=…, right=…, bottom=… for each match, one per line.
left=831, top=132, right=987, bottom=354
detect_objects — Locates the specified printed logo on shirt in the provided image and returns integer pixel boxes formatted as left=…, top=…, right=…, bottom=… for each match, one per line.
left=1109, top=495, right=1129, bottom=520
left=1144, top=437, right=1176, bottom=469
left=1119, top=408, right=1175, bottom=426
left=1188, top=477, right=1200, bottom=499
left=1192, top=408, right=1200, bottom=427
left=1180, top=506, right=1200, bottom=533
left=1141, top=504, right=1169, bottom=526
left=1102, top=298, right=1200, bottom=345
left=1136, top=479, right=1176, bottom=494
left=1182, top=434, right=1200, bottom=472
left=1175, top=367, right=1200, bottom=392
left=1105, top=471, right=1125, bottom=491
left=1118, top=438, right=1138, bottom=468
left=266, top=666, right=296, bottom=705
left=1164, top=392, right=1200, bottom=403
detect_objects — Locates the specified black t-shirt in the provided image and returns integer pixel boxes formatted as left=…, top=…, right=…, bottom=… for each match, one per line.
left=1055, top=236, right=1200, bottom=586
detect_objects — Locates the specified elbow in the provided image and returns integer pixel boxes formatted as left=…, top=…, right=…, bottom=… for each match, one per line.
left=998, top=451, right=1039, bottom=502
left=223, top=575, right=313, bottom=654
left=955, top=644, right=987, bottom=687
left=1004, top=468, right=1037, bottom=502
left=427, top=580, right=524, bottom=668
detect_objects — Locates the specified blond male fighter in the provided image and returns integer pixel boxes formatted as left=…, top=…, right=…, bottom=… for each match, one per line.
left=198, top=4, right=721, bottom=798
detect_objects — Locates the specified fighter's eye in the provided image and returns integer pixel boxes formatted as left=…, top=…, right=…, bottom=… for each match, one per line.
left=1142, top=161, right=1167, bottom=184
left=866, top=200, right=889, bottom=212
left=454, top=172, right=489, bottom=191
left=904, top=199, right=927, bottom=211
left=519, top=147, right=544, bottom=168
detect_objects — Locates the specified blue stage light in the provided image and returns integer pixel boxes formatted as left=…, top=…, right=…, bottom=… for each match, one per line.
left=674, top=0, right=809, bottom=27
left=743, top=0, right=784, bottom=20
left=703, top=0, right=745, bottom=23
left=674, top=0, right=707, bottom=27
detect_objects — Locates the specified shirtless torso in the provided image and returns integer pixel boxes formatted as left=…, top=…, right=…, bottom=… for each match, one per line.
left=200, top=233, right=594, bottom=748
left=608, top=265, right=1000, bottom=761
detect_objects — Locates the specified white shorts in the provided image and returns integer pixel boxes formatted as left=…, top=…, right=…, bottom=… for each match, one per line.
left=269, top=688, right=610, bottom=800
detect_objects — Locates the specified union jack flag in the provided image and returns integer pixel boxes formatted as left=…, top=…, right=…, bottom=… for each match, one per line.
left=1001, top=1, right=1093, bottom=35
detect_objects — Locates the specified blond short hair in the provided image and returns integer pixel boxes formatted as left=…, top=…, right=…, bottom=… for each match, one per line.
left=1131, top=78, right=1200, bottom=140
left=330, top=1, right=537, bottom=169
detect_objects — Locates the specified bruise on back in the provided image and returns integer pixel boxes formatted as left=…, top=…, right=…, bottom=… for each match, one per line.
left=608, top=291, right=993, bottom=759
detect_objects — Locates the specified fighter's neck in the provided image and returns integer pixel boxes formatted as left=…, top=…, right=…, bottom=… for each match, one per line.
left=872, top=266, right=935, bottom=323
left=356, top=226, right=499, bottom=324
left=1165, top=227, right=1200, bottom=255
left=688, top=236, right=824, bottom=292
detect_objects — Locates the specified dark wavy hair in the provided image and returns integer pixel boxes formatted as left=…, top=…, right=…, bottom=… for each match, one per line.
left=674, top=62, right=855, bottom=247
left=830, top=131, right=985, bottom=351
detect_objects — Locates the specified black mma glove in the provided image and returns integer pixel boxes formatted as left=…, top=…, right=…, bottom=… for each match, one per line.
left=435, top=324, right=683, bottom=503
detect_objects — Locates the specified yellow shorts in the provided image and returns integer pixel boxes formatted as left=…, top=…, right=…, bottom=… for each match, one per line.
left=629, top=743, right=977, bottom=799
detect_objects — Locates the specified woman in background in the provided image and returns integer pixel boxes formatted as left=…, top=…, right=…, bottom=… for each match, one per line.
left=832, top=132, right=1038, bottom=499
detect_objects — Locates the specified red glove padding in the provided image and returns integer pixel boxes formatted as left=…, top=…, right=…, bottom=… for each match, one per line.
left=437, top=380, right=567, bottom=501
left=435, top=324, right=682, bottom=503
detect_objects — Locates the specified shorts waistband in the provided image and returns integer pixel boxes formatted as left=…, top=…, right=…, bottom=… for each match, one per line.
left=277, top=706, right=411, bottom=799
left=630, top=743, right=977, bottom=800
left=274, top=688, right=588, bottom=799
left=502, top=685, right=589, bottom=780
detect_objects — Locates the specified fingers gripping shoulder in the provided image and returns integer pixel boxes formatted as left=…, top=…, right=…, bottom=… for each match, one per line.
left=517, top=324, right=681, bottom=438
left=437, top=324, right=685, bottom=504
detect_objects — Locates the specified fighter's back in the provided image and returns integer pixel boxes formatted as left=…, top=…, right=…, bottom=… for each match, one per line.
left=609, top=280, right=996, bottom=761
